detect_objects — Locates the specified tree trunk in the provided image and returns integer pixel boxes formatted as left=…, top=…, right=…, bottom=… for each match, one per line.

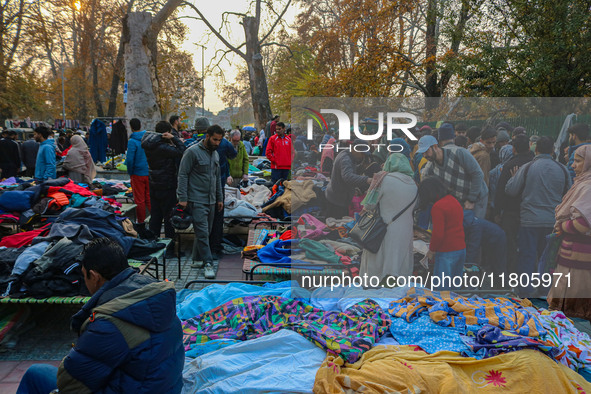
left=92, top=58, right=104, bottom=117
left=124, top=12, right=161, bottom=132
left=425, top=0, right=439, bottom=98
left=243, top=16, right=272, bottom=130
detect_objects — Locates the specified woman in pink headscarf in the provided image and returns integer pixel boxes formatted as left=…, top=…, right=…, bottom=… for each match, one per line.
left=548, top=145, right=591, bottom=320
left=63, top=135, right=96, bottom=184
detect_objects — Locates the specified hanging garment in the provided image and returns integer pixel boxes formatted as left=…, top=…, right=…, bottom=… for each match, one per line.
left=89, top=119, right=108, bottom=162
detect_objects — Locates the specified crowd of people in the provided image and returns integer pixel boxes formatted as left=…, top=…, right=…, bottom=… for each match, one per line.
left=7, top=113, right=591, bottom=393
left=322, top=121, right=591, bottom=319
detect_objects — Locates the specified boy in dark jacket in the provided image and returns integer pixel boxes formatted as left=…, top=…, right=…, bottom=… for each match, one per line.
left=17, top=238, right=184, bottom=393
left=141, top=121, right=186, bottom=254
left=125, top=118, right=150, bottom=224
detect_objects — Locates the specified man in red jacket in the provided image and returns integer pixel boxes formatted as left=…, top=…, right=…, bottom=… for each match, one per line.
left=266, top=122, right=294, bottom=183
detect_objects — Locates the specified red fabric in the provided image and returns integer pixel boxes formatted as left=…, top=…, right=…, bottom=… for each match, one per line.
left=429, top=194, right=465, bottom=252
left=59, top=146, right=72, bottom=157
left=0, top=224, right=51, bottom=248
left=266, top=134, right=294, bottom=169
left=47, top=180, right=96, bottom=197
left=279, top=230, right=292, bottom=240
left=130, top=175, right=151, bottom=223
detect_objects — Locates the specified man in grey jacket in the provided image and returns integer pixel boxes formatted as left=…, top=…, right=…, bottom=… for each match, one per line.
left=177, top=125, right=224, bottom=279
left=505, top=136, right=571, bottom=286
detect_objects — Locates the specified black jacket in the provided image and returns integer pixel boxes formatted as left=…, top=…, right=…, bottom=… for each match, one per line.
left=0, top=138, right=21, bottom=172
left=141, top=131, right=186, bottom=190
left=494, top=150, right=535, bottom=214
left=20, top=139, right=39, bottom=170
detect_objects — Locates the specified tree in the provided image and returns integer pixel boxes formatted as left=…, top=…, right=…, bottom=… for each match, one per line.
left=185, top=0, right=291, bottom=129
left=454, top=0, right=591, bottom=98
left=0, top=0, right=29, bottom=121
left=123, top=0, right=183, bottom=132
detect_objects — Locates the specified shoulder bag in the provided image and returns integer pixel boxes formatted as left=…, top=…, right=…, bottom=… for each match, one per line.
left=349, top=192, right=418, bottom=253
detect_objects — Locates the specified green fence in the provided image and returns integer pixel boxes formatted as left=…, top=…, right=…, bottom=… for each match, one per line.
left=422, top=114, right=591, bottom=137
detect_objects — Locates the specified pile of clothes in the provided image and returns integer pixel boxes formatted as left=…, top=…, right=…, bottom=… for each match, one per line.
left=0, top=206, right=167, bottom=299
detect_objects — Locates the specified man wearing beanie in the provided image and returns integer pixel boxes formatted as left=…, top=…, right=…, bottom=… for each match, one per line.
left=437, top=123, right=456, bottom=147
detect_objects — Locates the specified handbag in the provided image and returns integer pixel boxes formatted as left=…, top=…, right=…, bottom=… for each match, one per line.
left=349, top=192, right=418, bottom=253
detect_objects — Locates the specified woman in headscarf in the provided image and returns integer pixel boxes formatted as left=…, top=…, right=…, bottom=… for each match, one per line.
left=359, top=153, right=418, bottom=282
left=547, top=145, right=591, bottom=321
left=63, top=134, right=96, bottom=184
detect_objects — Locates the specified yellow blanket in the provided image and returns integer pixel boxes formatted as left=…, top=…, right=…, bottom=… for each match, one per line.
left=314, top=345, right=591, bottom=393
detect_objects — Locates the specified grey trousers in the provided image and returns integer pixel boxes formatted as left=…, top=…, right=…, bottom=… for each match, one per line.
left=190, top=203, right=215, bottom=264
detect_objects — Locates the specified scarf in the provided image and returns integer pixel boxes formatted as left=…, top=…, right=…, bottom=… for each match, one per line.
left=362, top=153, right=414, bottom=209
left=64, top=135, right=96, bottom=183
left=555, top=145, right=591, bottom=225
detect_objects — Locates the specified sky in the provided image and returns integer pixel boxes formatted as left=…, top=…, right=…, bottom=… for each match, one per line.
left=178, top=0, right=298, bottom=115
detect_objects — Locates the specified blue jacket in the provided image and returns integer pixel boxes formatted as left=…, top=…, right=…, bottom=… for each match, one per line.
left=125, top=131, right=149, bottom=176
left=567, top=142, right=591, bottom=180
left=34, top=139, right=56, bottom=181
left=217, top=138, right=237, bottom=182
left=58, top=268, right=184, bottom=393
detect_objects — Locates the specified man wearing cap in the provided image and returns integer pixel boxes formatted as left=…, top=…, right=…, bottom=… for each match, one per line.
left=419, top=135, right=488, bottom=219
left=325, top=139, right=372, bottom=218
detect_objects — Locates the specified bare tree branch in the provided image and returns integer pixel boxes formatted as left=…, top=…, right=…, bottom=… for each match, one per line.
left=222, top=11, right=247, bottom=18
left=7, top=0, right=25, bottom=69
left=259, top=0, right=291, bottom=45
left=183, top=1, right=246, bottom=60
left=152, top=0, right=183, bottom=34
left=260, top=41, right=292, bottom=56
